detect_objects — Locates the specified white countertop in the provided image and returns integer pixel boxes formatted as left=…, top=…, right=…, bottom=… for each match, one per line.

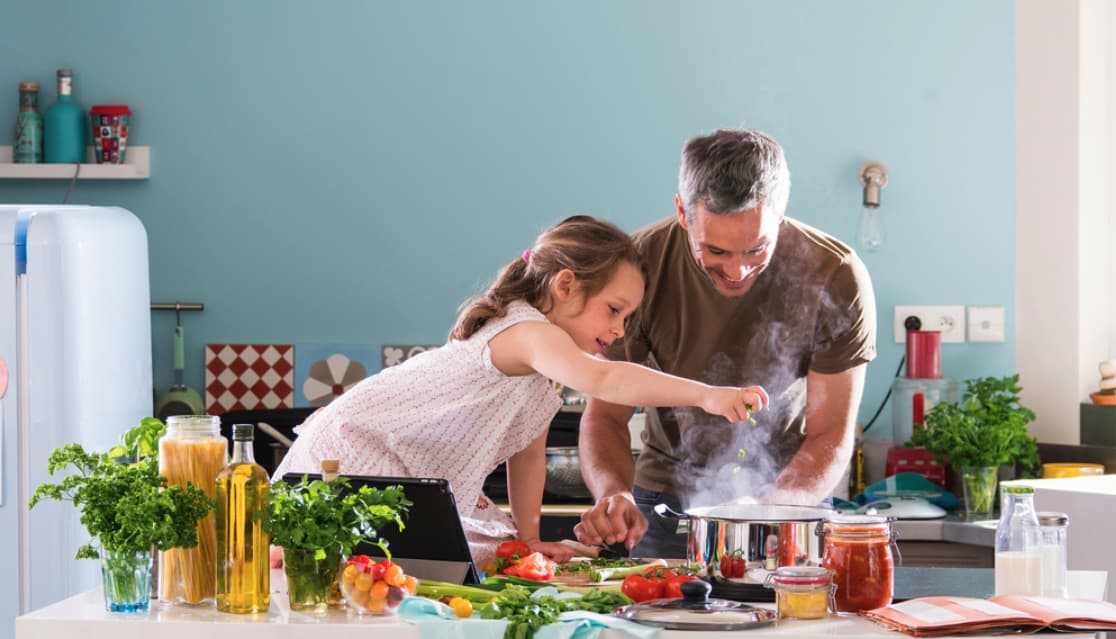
left=15, top=570, right=1108, bottom=639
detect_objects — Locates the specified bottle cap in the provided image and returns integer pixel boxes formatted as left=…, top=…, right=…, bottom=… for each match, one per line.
left=1002, top=485, right=1034, bottom=494
left=57, top=69, right=73, bottom=78
left=232, top=423, right=254, bottom=441
left=19, top=81, right=39, bottom=92
left=321, top=459, right=340, bottom=473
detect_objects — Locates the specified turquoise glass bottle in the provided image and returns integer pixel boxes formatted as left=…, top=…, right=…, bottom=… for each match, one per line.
left=44, top=69, right=86, bottom=163
left=14, top=81, right=43, bottom=163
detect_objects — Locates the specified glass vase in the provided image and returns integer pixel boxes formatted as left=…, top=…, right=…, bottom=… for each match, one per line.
left=961, top=466, right=999, bottom=518
left=284, top=547, right=341, bottom=612
left=100, top=548, right=153, bottom=612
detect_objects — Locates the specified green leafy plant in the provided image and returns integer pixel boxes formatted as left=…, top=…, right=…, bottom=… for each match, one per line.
left=29, top=418, right=215, bottom=560
left=909, top=374, right=1041, bottom=475
left=261, top=475, right=412, bottom=560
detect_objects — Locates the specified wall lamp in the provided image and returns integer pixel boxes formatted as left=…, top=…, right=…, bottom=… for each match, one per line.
left=858, top=161, right=889, bottom=252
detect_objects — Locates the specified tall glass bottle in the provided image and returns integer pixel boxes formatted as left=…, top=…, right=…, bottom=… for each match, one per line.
left=320, top=459, right=344, bottom=607
left=43, top=69, right=85, bottom=163
left=994, top=485, right=1043, bottom=596
left=216, top=424, right=271, bottom=613
left=14, top=82, right=43, bottom=163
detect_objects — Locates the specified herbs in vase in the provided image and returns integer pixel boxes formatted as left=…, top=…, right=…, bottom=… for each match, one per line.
left=908, top=374, right=1040, bottom=517
left=29, top=417, right=215, bottom=612
left=262, top=473, right=411, bottom=611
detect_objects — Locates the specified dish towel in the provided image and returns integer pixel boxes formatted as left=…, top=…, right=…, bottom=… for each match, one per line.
left=397, top=597, right=661, bottom=639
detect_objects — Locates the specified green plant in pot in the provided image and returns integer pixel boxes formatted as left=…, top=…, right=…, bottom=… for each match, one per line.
left=262, top=475, right=411, bottom=611
left=29, top=417, right=215, bottom=612
left=908, top=374, right=1040, bottom=518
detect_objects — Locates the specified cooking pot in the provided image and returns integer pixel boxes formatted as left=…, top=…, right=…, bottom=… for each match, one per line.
left=655, top=503, right=834, bottom=584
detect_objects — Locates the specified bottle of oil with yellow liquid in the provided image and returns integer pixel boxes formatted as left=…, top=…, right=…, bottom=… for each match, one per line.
left=216, top=424, right=271, bottom=613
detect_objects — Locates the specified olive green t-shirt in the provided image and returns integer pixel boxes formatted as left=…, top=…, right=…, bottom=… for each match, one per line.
left=606, top=216, right=877, bottom=503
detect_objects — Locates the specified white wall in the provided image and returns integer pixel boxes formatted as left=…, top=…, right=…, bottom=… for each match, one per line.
left=1016, top=0, right=1114, bottom=444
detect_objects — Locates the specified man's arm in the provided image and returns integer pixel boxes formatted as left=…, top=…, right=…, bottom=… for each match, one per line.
left=574, top=397, right=647, bottom=549
left=767, top=365, right=866, bottom=505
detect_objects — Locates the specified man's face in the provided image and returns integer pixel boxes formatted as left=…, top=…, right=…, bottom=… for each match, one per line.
left=676, top=196, right=782, bottom=298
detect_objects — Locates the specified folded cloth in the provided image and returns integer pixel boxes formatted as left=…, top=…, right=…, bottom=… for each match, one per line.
left=397, top=597, right=660, bottom=639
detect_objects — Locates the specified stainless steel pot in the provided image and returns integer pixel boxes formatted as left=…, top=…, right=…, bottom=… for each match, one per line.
left=655, top=503, right=834, bottom=585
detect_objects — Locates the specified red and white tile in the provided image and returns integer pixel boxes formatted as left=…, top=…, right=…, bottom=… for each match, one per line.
left=205, top=343, right=294, bottom=414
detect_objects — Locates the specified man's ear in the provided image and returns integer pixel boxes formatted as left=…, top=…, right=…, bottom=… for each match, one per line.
left=675, top=194, right=688, bottom=230
left=552, top=268, right=577, bottom=302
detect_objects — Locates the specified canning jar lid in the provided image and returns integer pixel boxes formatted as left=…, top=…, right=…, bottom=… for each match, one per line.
left=1037, top=511, right=1069, bottom=526
left=821, top=513, right=891, bottom=537
left=767, top=566, right=832, bottom=587
left=618, top=580, right=776, bottom=630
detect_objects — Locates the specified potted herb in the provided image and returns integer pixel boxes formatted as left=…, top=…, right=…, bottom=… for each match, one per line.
left=263, top=475, right=411, bottom=611
left=908, top=374, right=1040, bottom=517
left=29, top=417, right=214, bottom=612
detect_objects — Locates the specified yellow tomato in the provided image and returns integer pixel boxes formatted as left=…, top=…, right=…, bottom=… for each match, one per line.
left=367, top=597, right=387, bottom=613
left=448, top=597, right=473, bottom=618
left=354, top=572, right=374, bottom=592
left=348, top=586, right=370, bottom=608
left=403, top=575, right=418, bottom=595
left=342, top=564, right=358, bottom=586
left=384, top=564, right=406, bottom=587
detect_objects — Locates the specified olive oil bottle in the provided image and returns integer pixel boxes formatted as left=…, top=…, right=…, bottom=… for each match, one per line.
left=216, top=424, right=271, bottom=613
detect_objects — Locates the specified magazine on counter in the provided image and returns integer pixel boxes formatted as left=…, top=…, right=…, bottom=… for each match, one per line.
left=863, top=595, right=1116, bottom=637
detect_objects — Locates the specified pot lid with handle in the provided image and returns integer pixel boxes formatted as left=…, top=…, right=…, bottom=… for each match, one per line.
left=617, top=580, right=776, bottom=630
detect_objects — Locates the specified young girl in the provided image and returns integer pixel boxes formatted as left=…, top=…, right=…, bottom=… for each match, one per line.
left=275, top=215, right=767, bottom=566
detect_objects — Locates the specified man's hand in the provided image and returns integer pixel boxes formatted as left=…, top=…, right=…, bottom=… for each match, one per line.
left=574, top=493, right=648, bottom=550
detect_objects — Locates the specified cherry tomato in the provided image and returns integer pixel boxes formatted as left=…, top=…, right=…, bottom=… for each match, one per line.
left=370, top=562, right=387, bottom=581
left=720, top=552, right=746, bottom=578
left=403, top=575, right=419, bottom=595
left=448, top=596, right=473, bottom=618
left=495, top=540, right=532, bottom=559
left=384, top=563, right=406, bottom=587
left=621, top=574, right=664, bottom=603
left=664, top=575, right=699, bottom=598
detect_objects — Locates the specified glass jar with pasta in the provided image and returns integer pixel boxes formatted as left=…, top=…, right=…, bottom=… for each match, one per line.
left=159, top=415, right=227, bottom=605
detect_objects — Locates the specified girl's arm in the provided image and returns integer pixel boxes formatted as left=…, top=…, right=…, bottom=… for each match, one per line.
left=489, top=321, right=768, bottom=420
left=505, top=429, right=575, bottom=563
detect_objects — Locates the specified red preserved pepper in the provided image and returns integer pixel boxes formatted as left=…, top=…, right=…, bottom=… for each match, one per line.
left=820, top=515, right=894, bottom=612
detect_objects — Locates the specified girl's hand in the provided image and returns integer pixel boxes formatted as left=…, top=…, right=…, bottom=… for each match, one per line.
left=526, top=539, right=577, bottom=564
left=703, top=385, right=769, bottom=423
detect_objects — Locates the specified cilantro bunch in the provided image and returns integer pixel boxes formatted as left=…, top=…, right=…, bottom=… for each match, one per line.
left=909, top=374, right=1040, bottom=475
left=262, top=475, right=411, bottom=561
left=29, top=418, right=215, bottom=560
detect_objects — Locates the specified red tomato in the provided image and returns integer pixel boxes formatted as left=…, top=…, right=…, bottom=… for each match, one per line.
left=496, top=540, right=532, bottom=560
left=720, top=552, right=746, bottom=578
left=370, top=562, right=387, bottom=581
left=505, top=551, right=556, bottom=581
left=621, top=574, right=664, bottom=603
left=663, top=575, right=699, bottom=598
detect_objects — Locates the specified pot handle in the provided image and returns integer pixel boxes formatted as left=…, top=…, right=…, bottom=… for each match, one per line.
left=653, top=503, right=690, bottom=519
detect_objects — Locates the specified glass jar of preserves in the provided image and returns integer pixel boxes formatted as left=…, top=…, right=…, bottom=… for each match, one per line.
left=764, top=566, right=834, bottom=619
left=159, top=415, right=227, bottom=605
left=820, top=514, right=894, bottom=612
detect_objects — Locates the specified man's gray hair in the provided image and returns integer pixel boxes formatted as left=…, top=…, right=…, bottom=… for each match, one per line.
left=678, top=129, right=791, bottom=220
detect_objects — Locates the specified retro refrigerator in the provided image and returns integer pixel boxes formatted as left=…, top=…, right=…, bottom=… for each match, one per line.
left=0, top=205, right=152, bottom=635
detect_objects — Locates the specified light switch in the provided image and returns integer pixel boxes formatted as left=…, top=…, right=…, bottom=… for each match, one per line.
left=967, top=306, right=1005, bottom=342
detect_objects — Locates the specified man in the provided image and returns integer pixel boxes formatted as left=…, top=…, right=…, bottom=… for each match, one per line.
left=575, top=128, right=877, bottom=558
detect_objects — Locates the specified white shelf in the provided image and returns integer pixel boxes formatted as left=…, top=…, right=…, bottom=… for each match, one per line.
left=0, top=146, right=150, bottom=179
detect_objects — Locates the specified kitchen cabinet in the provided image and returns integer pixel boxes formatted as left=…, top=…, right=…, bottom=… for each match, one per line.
left=0, top=146, right=150, bottom=179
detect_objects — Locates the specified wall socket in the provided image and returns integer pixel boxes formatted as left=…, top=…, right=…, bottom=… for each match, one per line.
left=893, top=305, right=966, bottom=343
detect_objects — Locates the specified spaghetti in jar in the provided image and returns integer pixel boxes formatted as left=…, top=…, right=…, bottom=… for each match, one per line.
left=820, top=514, right=894, bottom=612
left=159, top=415, right=226, bottom=605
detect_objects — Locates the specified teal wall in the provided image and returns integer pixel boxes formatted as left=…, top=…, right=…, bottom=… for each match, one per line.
left=0, top=0, right=1016, bottom=443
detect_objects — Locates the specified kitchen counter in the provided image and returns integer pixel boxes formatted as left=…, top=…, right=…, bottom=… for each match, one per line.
left=16, top=570, right=1108, bottom=639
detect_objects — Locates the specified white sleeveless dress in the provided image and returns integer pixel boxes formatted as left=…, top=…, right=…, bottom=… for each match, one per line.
left=275, top=300, right=564, bottom=566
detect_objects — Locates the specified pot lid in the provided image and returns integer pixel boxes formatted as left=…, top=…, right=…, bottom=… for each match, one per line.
left=617, top=580, right=776, bottom=630
left=682, top=503, right=833, bottom=522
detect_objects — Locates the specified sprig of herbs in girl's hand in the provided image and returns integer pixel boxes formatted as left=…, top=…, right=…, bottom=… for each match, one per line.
left=261, top=475, right=412, bottom=560
left=29, top=443, right=214, bottom=559
left=745, top=402, right=757, bottom=426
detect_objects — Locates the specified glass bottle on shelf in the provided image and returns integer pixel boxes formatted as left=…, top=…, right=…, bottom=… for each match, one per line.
left=994, top=485, right=1043, bottom=596
left=216, top=423, right=271, bottom=614
left=159, top=415, right=227, bottom=605
left=43, top=69, right=85, bottom=163
left=14, top=81, right=43, bottom=163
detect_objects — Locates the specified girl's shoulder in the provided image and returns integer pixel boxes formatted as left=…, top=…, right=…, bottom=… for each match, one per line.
left=475, top=299, right=548, bottom=336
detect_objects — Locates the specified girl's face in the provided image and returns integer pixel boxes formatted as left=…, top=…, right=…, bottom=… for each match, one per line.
left=551, top=261, right=645, bottom=354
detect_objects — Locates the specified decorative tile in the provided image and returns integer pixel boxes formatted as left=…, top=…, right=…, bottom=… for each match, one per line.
left=381, top=344, right=441, bottom=368
left=205, top=344, right=294, bottom=415
left=294, top=343, right=379, bottom=408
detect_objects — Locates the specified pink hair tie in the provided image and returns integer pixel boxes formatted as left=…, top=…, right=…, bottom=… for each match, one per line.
left=522, top=249, right=532, bottom=263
